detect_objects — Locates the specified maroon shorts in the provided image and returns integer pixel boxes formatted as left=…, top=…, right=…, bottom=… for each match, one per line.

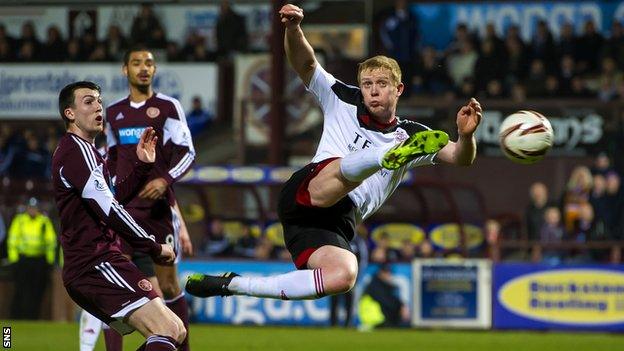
left=65, top=255, right=159, bottom=334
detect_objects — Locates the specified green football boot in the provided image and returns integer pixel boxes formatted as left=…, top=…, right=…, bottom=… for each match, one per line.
left=381, top=130, right=449, bottom=170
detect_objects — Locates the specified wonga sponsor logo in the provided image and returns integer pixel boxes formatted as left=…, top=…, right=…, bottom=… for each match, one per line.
left=498, top=269, right=624, bottom=325
left=118, top=127, right=146, bottom=145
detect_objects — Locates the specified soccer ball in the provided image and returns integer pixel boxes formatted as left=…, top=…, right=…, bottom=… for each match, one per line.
left=498, top=110, right=554, bottom=164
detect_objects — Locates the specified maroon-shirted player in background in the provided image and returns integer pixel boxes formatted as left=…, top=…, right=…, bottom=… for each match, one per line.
left=52, top=81, right=185, bottom=351
left=105, top=47, right=195, bottom=351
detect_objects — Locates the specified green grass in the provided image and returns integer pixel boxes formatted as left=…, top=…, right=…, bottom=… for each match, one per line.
left=0, top=321, right=622, bottom=351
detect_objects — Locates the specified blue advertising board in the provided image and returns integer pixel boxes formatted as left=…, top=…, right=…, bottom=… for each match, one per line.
left=411, top=1, right=624, bottom=50
left=493, top=264, right=624, bottom=331
left=179, top=260, right=412, bottom=326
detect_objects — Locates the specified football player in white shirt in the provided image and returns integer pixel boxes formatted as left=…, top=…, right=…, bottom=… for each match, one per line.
left=186, top=3, right=482, bottom=301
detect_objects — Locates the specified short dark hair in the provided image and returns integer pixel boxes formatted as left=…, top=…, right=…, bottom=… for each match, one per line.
left=58, top=81, right=101, bottom=127
left=123, top=45, right=152, bottom=65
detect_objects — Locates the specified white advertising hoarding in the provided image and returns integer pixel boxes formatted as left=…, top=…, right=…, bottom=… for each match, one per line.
left=0, top=63, right=217, bottom=119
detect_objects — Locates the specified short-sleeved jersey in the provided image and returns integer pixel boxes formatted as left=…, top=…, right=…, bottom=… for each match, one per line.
left=307, top=65, right=436, bottom=222
left=51, top=133, right=161, bottom=286
left=105, top=93, right=195, bottom=207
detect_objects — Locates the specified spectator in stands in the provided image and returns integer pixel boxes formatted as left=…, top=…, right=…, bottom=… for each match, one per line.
left=166, top=41, right=181, bottom=61
left=510, top=82, right=527, bottom=103
left=484, top=79, right=506, bottom=99
left=590, top=174, right=610, bottom=237
left=187, top=96, right=213, bottom=136
left=104, top=25, right=128, bottom=61
left=65, top=38, right=81, bottom=62
left=149, top=26, right=168, bottom=49
left=79, top=30, right=98, bottom=61
left=216, top=0, right=248, bottom=58
left=180, top=30, right=203, bottom=61
left=7, top=197, right=57, bottom=319
left=504, top=36, right=528, bottom=86
left=232, top=222, right=258, bottom=259
left=359, top=263, right=409, bottom=329
left=596, top=57, right=623, bottom=101
left=417, top=239, right=434, bottom=258
left=525, top=59, right=547, bottom=97
left=130, top=3, right=165, bottom=46
left=378, top=0, right=419, bottom=96
left=397, top=239, right=416, bottom=262
left=370, top=232, right=399, bottom=263
left=0, top=37, right=14, bottom=62
left=191, top=41, right=214, bottom=62
left=484, top=23, right=505, bottom=57
left=9, top=132, right=50, bottom=179
left=558, top=54, right=576, bottom=95
left=556, top=22, right=577, bottom=59
left=603, top=20, right=624, bottom=69
left=41, top=25, right=65, bottom=62
left=530, top=20, right=556, bottom=72
left=447, top=40, right=477, bottom=89
left=474, top=39, right=505, bottom=94
left=577, top=20, right=604, bottom=74
left=413, top=46, right=451, bottom=95
left=604, top=171, right=623, bottom=239
left=526, top=182, right=550, bottom=240
left=544, top=75, right=561, bottom=98
left=201, top=218, right=232, bottom=257
left=0, top=23, right=16, bottom=54
left=540, top=206, right=564, bottom=265
left=568, top=202, right=596, bottom=262
left=17, top=21, right=40, bottom=60
left=591, top=152, right=614, bottom=176
left=17, top=41, right=36, bottom=62
left=87, top=42, right=109, bottom=62
left=562, top=166, right=593, bottom=232
left=456, top=77, right=476, bottom=99
left=568, top=76, right=593, bottom=98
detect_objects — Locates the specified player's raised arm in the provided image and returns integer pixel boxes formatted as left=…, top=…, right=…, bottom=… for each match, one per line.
left=61, top=137, right=173, bottom=263
left=280, top=4, right=317, bottom=86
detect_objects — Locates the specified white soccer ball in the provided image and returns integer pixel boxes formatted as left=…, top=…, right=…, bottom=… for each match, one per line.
left=498, top=110, right=554, bottom=164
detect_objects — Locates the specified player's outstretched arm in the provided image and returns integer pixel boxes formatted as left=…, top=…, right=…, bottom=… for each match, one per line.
left=280, top=3, right=317, bottom=86
left=436, top=98, right=482, bottom=166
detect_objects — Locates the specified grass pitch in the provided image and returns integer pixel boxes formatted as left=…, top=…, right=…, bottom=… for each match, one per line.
left=1, top=321, right=622, bottom=351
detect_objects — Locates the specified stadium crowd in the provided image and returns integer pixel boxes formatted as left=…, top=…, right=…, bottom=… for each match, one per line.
left=1, top=2, right=624, bottom=265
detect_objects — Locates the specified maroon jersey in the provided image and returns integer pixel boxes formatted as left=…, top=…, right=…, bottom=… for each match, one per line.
left=51, top=133, right=162, bottom=285
left=105, top=93, right=195, bottom=207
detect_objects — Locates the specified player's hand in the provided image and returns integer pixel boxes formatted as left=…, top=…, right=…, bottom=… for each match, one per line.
left=158, top=244, right=175, bottom=264
left=179, top=224, right=194, bottom=257
left=279, top=4, right=304, bottom=28
left=136, top=127, right=158, bottom=163
left=138, top=177, right=168, bottom=199
left=456, top=97, right=482, bottom=137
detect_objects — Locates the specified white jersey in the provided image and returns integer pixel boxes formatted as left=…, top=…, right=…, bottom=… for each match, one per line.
left=307, top=64, right=436, bottom=223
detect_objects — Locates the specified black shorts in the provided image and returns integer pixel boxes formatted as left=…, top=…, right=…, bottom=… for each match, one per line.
left=277, top=158, right=357, bottom=269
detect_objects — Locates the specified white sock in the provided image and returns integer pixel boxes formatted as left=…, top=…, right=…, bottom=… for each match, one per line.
left=228, top=269, right=325, bottom=300
left=79, top=309, right=102, bottom=351
left=339, top=145, right=391, bottom=182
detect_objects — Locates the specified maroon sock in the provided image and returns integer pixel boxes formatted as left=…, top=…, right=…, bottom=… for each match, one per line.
left=141, top=335, right=178, bottom=351
left=103, top=328, right=123, bottom=351
left=166, top=293, right=190, bottom=351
